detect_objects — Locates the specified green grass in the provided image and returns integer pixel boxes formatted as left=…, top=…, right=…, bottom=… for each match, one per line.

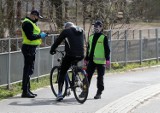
left=0, top=75, right=50, bottom=100
left=0, top=60, right=160, bottom=101
left=108, top=60, right=160, bottom=73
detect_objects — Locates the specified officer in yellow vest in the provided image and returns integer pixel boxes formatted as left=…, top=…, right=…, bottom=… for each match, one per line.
left=80, top=20, right=110, bottom=99
left=21, top=10, right=47, bottom=98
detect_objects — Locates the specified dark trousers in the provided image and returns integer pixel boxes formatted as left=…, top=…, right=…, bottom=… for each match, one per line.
left=86, top=60, right=105, bottom=94
left=58, top=55, right=83, bottom=92
left=21, top=44, right=37, bottom=92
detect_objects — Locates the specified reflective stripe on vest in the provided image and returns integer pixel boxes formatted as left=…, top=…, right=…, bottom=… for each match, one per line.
left=21, top=18, right=41, bottom=45
left=89, top=34, right=106, bottom=64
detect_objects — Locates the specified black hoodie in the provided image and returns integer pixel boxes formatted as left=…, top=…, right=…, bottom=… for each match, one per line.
left=50, top=26, right=84, bottom=57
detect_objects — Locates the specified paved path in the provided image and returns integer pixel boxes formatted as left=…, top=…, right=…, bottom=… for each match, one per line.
left=95, top=83, right=160, bottom=113
left=1, top=66, right=160, bottom=113
left=131, top=94, right=160, bottom=113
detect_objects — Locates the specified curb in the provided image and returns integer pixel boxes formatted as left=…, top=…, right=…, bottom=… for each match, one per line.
left=95, top=83, right=160, bottom=113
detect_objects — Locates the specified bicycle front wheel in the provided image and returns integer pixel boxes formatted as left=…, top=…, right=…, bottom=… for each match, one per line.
left=50, top=66, right=68, bottom=98
left=73, top=68, right=89, bottom=104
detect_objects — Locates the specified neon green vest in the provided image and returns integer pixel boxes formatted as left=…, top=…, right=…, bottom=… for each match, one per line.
left=89, top=34, right=106, bottom=64
left=21, top=18, right=42, bottom=45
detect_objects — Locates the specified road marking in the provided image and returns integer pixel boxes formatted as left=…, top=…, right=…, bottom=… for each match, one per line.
left=95, top=83, right=160, bottom=113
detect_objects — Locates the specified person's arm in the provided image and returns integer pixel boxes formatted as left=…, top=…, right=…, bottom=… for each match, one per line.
left=22, top=21, right=41, bottom=40
left=104, top=36, right=110, bottom=60
left=50, top=30, right=67, bottom=53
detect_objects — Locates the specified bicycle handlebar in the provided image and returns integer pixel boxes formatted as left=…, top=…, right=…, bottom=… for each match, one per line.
left=54, top=50, right=65, bottom=57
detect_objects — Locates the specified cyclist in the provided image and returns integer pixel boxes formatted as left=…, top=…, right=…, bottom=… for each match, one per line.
left=50, top=22, right=85, bottom=101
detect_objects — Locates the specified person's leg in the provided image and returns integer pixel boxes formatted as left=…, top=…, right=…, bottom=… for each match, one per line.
left=27, top=48, right=37, bottom=96
left=57, top=56, right=72, bottom=101
left=21, top=45, right=30, bottom=93
left=21, top=45, right=36, bottom=98
left=86, top=61, right=96, bottom=85
left=94, top=64, right=105, bottom=99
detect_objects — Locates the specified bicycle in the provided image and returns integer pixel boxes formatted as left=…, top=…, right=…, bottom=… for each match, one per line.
left=50, top=50, right=89, bottom=104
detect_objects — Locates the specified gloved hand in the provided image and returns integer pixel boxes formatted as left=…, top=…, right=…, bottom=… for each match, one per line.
left=106, top=60, right=110, bottom=67
left=84, top=60, right=88, bottom=66
left=83, top=60, right=88, bottom=70
left=40, top=32, right=47, bottom=38
left=50, top=50, right=56, bottom=55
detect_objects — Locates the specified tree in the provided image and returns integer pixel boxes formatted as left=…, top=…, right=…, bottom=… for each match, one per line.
left=49, top=0, right=63, bottom=30
left=0, top=0, right=4, bottom=38
left=7, top=0, right=15, bottom=37
left=40, top=0, right=44, bottom=16
left=16, top=0, right=22, bottom=27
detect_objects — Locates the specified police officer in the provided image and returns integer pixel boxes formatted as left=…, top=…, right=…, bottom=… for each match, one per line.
left=80, top=20, right=110, bottom=99
left=21, top=10, right=47, bottom=98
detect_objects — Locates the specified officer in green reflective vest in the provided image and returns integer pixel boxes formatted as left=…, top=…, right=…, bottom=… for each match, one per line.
left=21, top=10, right=47, bottom=98
left=80, top=20, right=110, bottom=99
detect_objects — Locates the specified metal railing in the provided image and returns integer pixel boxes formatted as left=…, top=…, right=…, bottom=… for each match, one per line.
left=0, top=28, right=160, bottom=87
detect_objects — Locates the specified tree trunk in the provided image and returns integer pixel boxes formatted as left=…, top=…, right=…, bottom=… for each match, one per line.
left=0, top=0, right=4, bottom=38
left=25, top=0, right=29, bottom=16
left=32, top=0, right=35, bottom=10
left=64, top=1, right=69, bottom=22
left=7, top=0, right=15, bottom=38
left=40, top=0, right=44, bottom=16
left=53, top=0, right=63, bottom=30
left=16, top=0, right=22, bottom=27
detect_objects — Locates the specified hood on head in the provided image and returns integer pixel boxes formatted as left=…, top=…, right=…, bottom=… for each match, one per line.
left=72, top=26, right=83, bottom=34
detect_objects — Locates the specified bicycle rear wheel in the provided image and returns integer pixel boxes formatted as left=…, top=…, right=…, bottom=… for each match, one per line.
left=73, top=68, right=89, bottom=104
left=50, top=66, right=68, bottom=98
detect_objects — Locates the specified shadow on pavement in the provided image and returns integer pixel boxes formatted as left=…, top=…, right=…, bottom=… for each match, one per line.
left=8, top=97, right=84, bottom=106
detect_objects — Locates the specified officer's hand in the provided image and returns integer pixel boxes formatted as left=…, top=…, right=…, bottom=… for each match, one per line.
left=106, top=60, right=110, bottom=68
left=40, top=32, right=47, bottom=38
left=84, top=60, right=88, bottom=66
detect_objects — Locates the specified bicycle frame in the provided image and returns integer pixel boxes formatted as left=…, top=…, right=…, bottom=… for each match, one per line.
left=50, top=50, right=89, bottom=103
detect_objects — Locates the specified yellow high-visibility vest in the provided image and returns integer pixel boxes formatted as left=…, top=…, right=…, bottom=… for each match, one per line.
left=89, top=34, right=106, bottom=64
left=21, top=18, right=41, bottom=45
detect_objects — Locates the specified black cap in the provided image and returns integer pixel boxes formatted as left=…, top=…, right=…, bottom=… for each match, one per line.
left=31, top=10, right=43, bottom=19
left=93, top=20, right=103, bottom=27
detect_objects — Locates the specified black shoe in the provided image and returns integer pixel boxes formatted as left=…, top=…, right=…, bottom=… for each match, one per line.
left=94, top=93, right=101, bottom=99
left=28, top=90, right=37, bottom=96
left=21, top=92, right=36, bottom=98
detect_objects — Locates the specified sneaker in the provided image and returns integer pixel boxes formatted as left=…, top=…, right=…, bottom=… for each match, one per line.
left=94, top=93, right=101, bottom=99
left=56, top=93, right=63, bottom=101
left=79, top=91, right=86, bottom=98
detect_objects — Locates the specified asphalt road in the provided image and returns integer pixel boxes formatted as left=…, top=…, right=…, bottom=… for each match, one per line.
left=1, top=66, right=160, bottom=113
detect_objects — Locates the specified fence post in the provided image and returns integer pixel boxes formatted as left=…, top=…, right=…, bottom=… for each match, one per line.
left=148, top=29, right=150, bottom=38
left=16, top=38, right=18, bottom=50
left=7, top=37, right=11, bottom=89
left=156, top=29, right=159, bottom=63
left=37, top=46, right=40, bottom=82
left=139, top=30, right=143, bottom=65
left=125, top=30, right=128, bottom=65
left=117, top=30, right=119, bottom=39
left=108, top=30, right=112, bottom=69
left=51, top=35, right=55, bottom=68
left=133, top=30, right=135, bottom=39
